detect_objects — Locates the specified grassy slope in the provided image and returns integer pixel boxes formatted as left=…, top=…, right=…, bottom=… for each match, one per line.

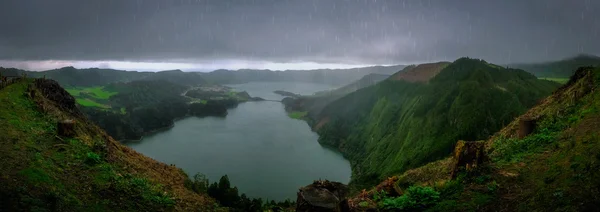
left=389, top=62, right=451, bottom=82
left=284, top=73, right=395, bottom=122
left=66, top=86, right=118, bottom=99
left=66, top=86, right=117, bottom=109
left=352, top=67, right=600, bottom=211
left=539, top=77, right=569, bottom=84
left=0, top=80, right=220, bottom=211
left=317, top=58, right=561, bottom=188
left=75, top=98, right=110, bottom=108
left=288, top=111, right=308, bottom=119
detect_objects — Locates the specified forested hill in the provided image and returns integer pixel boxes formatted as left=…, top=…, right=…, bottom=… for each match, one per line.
left=200, top=65, right=405, bottom=86
left=0, top=66, right=152, bottom=87
left=511, top=54, right=600, bottom=78
left=0, top=67, right=210, bottom=87
left=314, top=58, right=561, bottom=187
left=348, top=66, right=600, bottom=211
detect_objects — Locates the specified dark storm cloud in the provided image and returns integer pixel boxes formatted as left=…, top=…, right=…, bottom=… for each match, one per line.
left=0, top=0, right=598, bottom=64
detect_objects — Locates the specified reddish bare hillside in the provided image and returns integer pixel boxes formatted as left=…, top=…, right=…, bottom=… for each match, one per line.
left=390, top=62, right=451, bottom=82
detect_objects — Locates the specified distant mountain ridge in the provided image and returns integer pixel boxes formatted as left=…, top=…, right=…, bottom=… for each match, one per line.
left=510, top=54, right=600, bottom=78
left=200, top=65, right=406, bottom=86
left=1, top=65, right=406, bottom=87
left=0, top=66, right=152, bottom=87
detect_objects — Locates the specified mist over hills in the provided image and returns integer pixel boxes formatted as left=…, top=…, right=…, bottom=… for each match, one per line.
left=1, top=64, right=406, bottom=87
left=510, top=54, right=600, bottom=78
left=3, top=55, right=600, bottom=211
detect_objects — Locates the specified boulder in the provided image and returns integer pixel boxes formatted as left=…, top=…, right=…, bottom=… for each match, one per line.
left=518, top=118, right=537, bottom=139
left=58, top=120, right=76, bottom=137
left=451, top=140, right=486, bottom=178
left=297, top=180, right=350, bottom=212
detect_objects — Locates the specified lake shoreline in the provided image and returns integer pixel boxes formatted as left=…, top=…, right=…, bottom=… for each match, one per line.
left=126, top=82, right=351, bottom=201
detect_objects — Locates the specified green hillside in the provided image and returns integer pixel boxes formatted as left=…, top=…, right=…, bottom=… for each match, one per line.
left=283, top=73, right=392, bottom=122
left=316, top=58, right=561, bottom=187
left=0, top=79, right=220, bottom=211
left=349, top=67, right=600, bottom=211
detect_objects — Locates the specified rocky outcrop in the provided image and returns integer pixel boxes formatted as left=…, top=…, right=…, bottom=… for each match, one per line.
left=297, top=180, right=350, bottom=212
left=518, top=117, right=537, bottom=139
left=31, top=78, right=83, bottom=117
left=58, top=119, right=76, bottom=137
left=451, top=140, right=486, bottom=178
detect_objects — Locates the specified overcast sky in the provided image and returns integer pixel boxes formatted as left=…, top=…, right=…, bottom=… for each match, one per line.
left=0, top=0, right=598, bottom=71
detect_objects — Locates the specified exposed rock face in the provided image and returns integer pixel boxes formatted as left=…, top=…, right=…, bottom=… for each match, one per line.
left=297, top=180, right=350, bottom=212
left=32, top=79, right=82, bottom=117
left=58, top=120, right=76, bottom=137
left=451, top=140, right=486, bottom=178
left=518, top=118, right=537, bottom=139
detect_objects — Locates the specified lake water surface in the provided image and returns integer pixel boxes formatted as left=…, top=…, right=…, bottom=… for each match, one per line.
left=126, top=82, right=351, bottom=201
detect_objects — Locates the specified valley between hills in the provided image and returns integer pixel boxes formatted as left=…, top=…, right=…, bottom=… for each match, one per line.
left=1, top=54, right=600, bottom=211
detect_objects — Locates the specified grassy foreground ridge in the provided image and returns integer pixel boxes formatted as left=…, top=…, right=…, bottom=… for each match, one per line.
left=0, top=79, right=219, bottom=211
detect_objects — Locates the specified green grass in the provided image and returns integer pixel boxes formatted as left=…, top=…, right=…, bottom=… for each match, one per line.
left=0, top=80, right=176, bottom=211
left=288, top=111, right=307, bottom=119
left=539, top=77, right=569, bottom=84
left=66, top=86, right=118, bottom=99
left=66, top=86, right=116, bottom=108
left=76, top=99, right=110, bottom=109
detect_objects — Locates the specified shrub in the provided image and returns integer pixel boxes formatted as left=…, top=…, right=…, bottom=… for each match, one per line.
left=487, top=181, right=499, bottom=192
left=85, top=152, right=101, bottom=165
left=185, top=173, right=209, bottom=194
left=382, top=186, right=440, bottom=210
left=373, top=190, right=388, bottom=202
left=358, top=201, right=370, bottom=207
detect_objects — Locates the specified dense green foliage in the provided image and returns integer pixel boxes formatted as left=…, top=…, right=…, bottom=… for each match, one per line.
left=512, top=54, right=600, bottom=78
left=185, top=174, right=295, bottom=211
left=354, top=67, right=600, bottom=212
left=79, top=80, right=245, bottom=141
left=0, top=81, right=181, bottom=211
left=382, top=186, right=440, bottom=210
left=79, top=80, right=189, bottom=140
left=317, top=58, right=560, bottom=187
